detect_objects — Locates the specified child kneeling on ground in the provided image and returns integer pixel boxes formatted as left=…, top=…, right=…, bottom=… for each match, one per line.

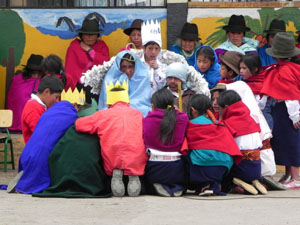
left=75, top=81, right=148, bottom=197
left=143, top=88, right=188, bottom=197
left=218, top=90, right=267, bottom=195
left=185, top=94, right=242, bottom=196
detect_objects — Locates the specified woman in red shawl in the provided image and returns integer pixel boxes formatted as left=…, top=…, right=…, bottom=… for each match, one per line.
left=260, top=32, right=300, bottom=189
left=65, top=14, right=109, bottom=103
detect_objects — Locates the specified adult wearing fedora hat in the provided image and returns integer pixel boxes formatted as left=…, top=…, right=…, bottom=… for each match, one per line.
left=6, top=54, right=44, bottom=131
left=123, top=19, right=143, bottom=49
left=65, top=15, right=109, bottom=103
left=170, top=22, right=202, bottom=66
left=260, top=32, right=300, bottom=189
left=258, top=19, right=286, bottom=66
left=215, top=15, right=259, bottom=64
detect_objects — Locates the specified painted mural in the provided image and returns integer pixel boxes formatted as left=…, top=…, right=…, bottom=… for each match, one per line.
left=1, top=7, right=300, bottom=109
left=0, top=8, right=167, bottom=108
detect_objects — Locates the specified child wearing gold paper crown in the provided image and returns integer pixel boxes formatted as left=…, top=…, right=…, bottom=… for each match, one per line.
left=75, top=80, right=148, bottom=197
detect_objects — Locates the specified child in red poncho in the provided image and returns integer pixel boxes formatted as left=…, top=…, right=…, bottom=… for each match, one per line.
left=185, top=94, right=242, bottom=196
left=75, top=82, right=148, bottom=197
left=218, top=90, right=267, bottom=195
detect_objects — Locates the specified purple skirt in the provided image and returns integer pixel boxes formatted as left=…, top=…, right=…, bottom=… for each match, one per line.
left=271, top=102, right=300, bottom=166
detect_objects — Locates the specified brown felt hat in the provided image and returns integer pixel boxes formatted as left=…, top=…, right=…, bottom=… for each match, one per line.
left=266, top=32, right=300, bottom=58
left=210, top=83, right=227, bottom=93
left=124, top=19, right=143, bottom=36
left=219, top=51, right=243, bottom=75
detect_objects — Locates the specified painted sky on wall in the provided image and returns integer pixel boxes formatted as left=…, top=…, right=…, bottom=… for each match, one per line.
left=15, top=9, right=167, bottom=39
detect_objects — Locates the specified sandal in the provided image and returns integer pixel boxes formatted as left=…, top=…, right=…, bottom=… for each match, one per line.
left=252, top=180, right=268, bottom=195
left=233, top=178, right=258, bottom=195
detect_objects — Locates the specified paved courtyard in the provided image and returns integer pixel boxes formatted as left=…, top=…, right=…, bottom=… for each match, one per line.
left=1, top=169, right=300, bottom=225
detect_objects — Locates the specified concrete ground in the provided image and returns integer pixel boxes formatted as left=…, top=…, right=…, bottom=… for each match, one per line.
left=1, top=169, right=300, bottom=225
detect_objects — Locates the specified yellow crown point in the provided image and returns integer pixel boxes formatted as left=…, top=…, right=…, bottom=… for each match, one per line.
left=61, top=88, right=86, bottom=105
left=105, top=80, right=129, bottom=105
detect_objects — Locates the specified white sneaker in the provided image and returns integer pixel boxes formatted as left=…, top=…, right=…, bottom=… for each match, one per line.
left=153, top=183, right=171, bottom=197
left=127, top=176, right=141, bottom=197
left=111, top=169, right=125, bottom=197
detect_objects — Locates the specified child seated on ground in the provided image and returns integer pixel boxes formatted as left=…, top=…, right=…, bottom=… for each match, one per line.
left=194, top=46, right=221, bottom=89
left=185, top=94, right=242, bottom=196
left=143, top=88, right=188, bottom=197
left=218, top=51, right=243, bottom=84
left=217, top=90, right=267, bottom=195
left=12, top=100, right=78, bottom=194
left=21, top=75, right=64, bottom=144
left=75, top=81, right=148, bottom=197
left=226, top=81, right=285, bottom=190
left=98, top=51, right=151, bottom=116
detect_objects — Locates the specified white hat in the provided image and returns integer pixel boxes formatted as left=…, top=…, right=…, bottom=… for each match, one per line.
left=141, top=20, right=162, bottom=48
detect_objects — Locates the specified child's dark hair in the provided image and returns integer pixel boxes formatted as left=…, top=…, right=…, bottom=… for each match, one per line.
left=121, top=53, right=135, bottom=67
left=217, top=90, right=241, bottom=108
left=186, top=94, right=212, bottom=120
left=196, top=46, right=215, bottom=64
left=110, top=87, right=125, bottom=92
left=239, top=53, right=261, bottom=76
left=42, top=54, right=67, bottom=86
left=38, top=75, right=64, bottom=94
left=151, top=88, right=177, bottom=144
left=220, top=62, right=237, bottom=77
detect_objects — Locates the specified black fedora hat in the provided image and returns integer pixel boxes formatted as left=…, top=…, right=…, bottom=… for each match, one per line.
left=219, top=51, right=243, bottom=75
left=77, top=18, right=103, bottom=34
left=223, top=15, right=250, bottom=33
left=178, top=23, right=201, bottom=41
left=264, top=19, right=286, bottom=35
left=266, top=32, right=300, bottom=58
left=23, top=54, right=43, bottom=71
left=124, top=19, right=143, bottom=36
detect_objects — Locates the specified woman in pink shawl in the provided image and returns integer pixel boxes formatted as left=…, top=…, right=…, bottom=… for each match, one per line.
left=6, top=54, right=44, bottom=131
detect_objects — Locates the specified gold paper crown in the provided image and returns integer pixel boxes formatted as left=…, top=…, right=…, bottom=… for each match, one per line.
left=61, top=88, right=86, bottom=105
left=105, top=80, right=129, bottom=105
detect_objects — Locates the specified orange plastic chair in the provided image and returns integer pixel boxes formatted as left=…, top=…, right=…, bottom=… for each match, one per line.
left=0, top=110, right=15, bottom=172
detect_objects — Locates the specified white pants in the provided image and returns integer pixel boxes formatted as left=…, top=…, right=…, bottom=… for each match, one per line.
left=260, top=148, right=276, bottom=177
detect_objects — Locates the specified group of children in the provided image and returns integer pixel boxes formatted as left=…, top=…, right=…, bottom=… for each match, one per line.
left=6, top=14, right=300, bottom=197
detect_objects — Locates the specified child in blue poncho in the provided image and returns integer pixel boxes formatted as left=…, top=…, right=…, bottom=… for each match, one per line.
left=194, top=46, right=221, bottom=89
